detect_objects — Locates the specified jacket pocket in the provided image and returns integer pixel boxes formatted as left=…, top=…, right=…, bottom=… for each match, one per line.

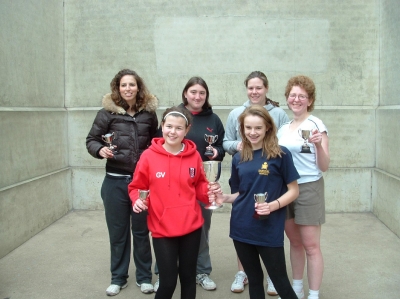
left=158, top=203, right=200, bottom=236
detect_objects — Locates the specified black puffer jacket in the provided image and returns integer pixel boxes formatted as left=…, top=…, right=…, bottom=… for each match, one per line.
left=86, top=93, right=158, bottom=175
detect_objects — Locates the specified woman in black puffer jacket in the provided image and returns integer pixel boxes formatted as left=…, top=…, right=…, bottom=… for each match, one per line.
left=86, top=69, right=158, bottom=296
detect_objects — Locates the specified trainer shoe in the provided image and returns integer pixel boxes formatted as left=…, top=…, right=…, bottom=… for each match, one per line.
left=106, top=283, right=127, bottom=296
left=295, top=288, right=305, bottom=299
left=196, top=273, right=217, bottom=290
left=266, top=276, right=278, bottom=296
left=154, top=276, right=159, bottom=292
left=230, top=271, right=248, bottom=293
left=136, top=282, right=154, bottom=294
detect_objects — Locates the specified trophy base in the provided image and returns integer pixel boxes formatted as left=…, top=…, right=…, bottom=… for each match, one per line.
left=300, top=146, right=312, bottom=154
left=204, top=151, right=214, bottom=157
left=253, top=212, right=269, bottom=220
left=205, top=203, right=223, bottom=210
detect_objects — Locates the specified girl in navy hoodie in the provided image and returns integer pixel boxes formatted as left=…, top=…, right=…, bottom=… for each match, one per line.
left=128, top=106, right=212, bottom=299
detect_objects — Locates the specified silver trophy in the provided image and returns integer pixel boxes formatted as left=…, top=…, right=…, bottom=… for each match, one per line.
left=203, top=161, right=223, bottom=210
left=204, top=134, right=218, bottom=157
left=102, top=132, right=116, bottom=151
left=253, top=192, right=268, bottom=220
left=138, top=189, right=150, bottom=202
left=298, top=129, right=312, bottom=154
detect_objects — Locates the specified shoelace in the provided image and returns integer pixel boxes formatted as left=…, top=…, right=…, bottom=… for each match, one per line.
left=234, top=273, right=246, bottom=284
left=198, top=274, right=208, bottom=283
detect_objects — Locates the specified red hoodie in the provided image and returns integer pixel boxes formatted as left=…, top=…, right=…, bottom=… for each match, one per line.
left=128, top=137, right=209, bottom=238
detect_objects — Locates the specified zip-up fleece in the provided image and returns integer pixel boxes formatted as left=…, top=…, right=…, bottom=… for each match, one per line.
left=128, top=138, right=209, bottom=238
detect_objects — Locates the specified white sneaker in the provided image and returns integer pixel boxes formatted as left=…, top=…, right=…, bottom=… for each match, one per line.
left=196, top=273, right=217, bottom=290
left=106, top=283, right=127, bottom=296
left=136, top=282, right=154, bottom=294
left=266, top=276, right=278, bottom=296
left=154, top=277, right=159, bottom=292
left=295, top=288, right=305, bottom=299
left=230, top=271, right=248, bottom=293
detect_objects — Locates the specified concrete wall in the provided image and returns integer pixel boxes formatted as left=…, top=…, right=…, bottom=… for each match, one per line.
left=67, top=0, right=380, bottom=214
left=1, top=0, right=400, bottom=258
left=0, top=0, right=69, bottom=258
left=373, top=0, right=400, bottom=237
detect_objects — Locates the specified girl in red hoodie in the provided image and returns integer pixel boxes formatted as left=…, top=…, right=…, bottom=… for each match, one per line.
left=128, top=106, right=212, bottom=299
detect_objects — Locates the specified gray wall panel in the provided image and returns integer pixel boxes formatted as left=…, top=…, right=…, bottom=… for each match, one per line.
left=0, top=170, right=71, bottom=258
left=0, top=111, right=68, bottom=189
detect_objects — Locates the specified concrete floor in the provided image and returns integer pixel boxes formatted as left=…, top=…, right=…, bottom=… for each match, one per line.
left=0, top=211, right=399, bottom=299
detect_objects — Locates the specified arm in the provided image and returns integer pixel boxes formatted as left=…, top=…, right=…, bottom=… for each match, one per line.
left=86, top=110, right=113, bottom=159
left=207, top=182, right=239, bottom=205
left=149, top=112, right=159, bottom=139
left=309, top=129, right=330, bottom=172
left=217, top=192, right=239, bottom=204
left=222, top=112, right=240, bottom=155
left=128, top=156, right=150, bottom=212
left=264, top=180, right=299, bottom=214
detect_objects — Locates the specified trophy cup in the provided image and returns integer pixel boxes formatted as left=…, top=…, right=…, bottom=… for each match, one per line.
left=203, top=161, right=223, bottom=210
left=298, top=129, right=312, bottom=154
left=204, top=134, right=218, bottom=157
left=253, top=192, right=268, bottom=220
left=102, top=132, right=116, bottom=152
left=138, top=189, right=150, bottom=202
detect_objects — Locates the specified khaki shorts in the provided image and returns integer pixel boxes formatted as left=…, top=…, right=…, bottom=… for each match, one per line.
left=287, top=177, right=325, bottom=225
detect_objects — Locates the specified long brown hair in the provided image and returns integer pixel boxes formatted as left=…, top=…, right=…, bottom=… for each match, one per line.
left=238, top=105, right=283, bottom=162
left=110, top=69, right=151, bottom=111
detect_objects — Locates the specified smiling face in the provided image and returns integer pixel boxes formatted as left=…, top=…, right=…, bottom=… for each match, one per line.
left=162, top=115, right=190, bottom=152
left=246, top=77, right=268, bottom=106
left=184, top=84, right=207, bottom=112
left=286, top=85, right=311, bottom=116
left=243, top=114, right=269, bottom=150
left=119, top=75, right=138, bottom=103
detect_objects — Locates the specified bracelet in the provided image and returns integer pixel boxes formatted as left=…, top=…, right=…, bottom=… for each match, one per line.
left=276, top=199, right=281, bottom=209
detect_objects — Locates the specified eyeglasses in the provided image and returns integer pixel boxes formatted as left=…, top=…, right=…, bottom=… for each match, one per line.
left=288, top=94, right=308, bottom=100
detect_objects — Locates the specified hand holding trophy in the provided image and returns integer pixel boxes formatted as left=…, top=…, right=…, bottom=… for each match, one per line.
left=203, top=161, right=223, bottom=210
left=102, top=132, right=117, bottom=153
left=298, top=129, right=312, bottom=153
left=138, top=189, right=150, bottom=202
left=133, top=189, right=150, bottom=213
left=253, top=192, right=269, bottom=220
left=204, top=134, right=218, bottom=157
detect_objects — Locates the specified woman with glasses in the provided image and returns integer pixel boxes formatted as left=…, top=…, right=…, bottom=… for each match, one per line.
left=277, top=75, right=330, bottom=299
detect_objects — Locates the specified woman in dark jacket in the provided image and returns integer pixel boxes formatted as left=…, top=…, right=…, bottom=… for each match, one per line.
left=86, top=69, right=158, bottom=296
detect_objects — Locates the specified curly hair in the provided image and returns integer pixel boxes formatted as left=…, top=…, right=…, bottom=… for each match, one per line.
left=284, top=75, right=316, bottom=112
left=238, top=105, right=283, bottom=162
left=110, top=69, right=151, bottom=111
left=181, top=76, right=211, bottom=110
left=244, top=71, right=280, bottom=107
left=161, top=106, right=193, bottom=128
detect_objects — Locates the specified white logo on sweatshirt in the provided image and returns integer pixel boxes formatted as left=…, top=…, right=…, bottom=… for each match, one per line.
left=156, top=172, right=166, bottom=178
